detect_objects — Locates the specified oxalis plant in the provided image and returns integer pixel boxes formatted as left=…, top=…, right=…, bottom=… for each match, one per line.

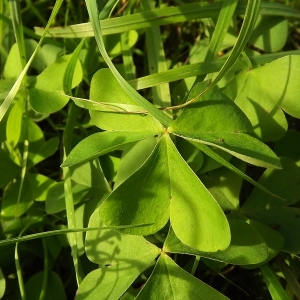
left=1, top=0, right=300, bottom=299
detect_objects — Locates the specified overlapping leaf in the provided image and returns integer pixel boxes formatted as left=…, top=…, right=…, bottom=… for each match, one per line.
left=224, top=55, right=300, bottom=142
left=243, top=220, right=284, bottom=269
left=89, top=69, right=165, bottom=131
left=242, top=158, right=300, bottom=210
left=242, top=158, right=300, bottom=254
left=28, top=54, right=82, bottom=114
left=61, top=131, right=160, bottom=167
left=164, top=220, right=268, bottom=265
left=169, top=83, right=281, bottom=169
left=76, top=207, right=160, bottom=300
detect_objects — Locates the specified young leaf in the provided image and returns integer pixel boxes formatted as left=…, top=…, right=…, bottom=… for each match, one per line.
left=136, top=252, right=229, bottom=300
left=85, top=0, right=172, bottom=127
left=61, top=131, right=159, bottom=167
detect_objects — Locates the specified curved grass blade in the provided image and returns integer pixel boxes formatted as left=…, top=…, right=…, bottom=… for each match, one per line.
left=204, top=0, right=238, bottom=63
left=0, top=225, right=150, bottom=247
left=260, top=264, right=290, bottom=300
left=0, top=0, right=63, bottom=122
left=63, top=39, right=85, bottom=95
left=85, top=0, right=172, bottom=127
left=36, top=2, right=300, bottom=38
left=141, top=0, right=171, bottom=109
left=167, top=0, right=262, bottom=110
left=190, top=142, right=283, bottom=200
left=128, top=50, right=300, bottom=90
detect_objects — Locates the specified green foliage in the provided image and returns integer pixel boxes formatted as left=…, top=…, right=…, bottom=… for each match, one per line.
left=1, top=0, right=300, bottom=299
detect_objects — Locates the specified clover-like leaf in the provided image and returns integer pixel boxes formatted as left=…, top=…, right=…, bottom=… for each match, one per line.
left=99, top=134, right=230, bottom=252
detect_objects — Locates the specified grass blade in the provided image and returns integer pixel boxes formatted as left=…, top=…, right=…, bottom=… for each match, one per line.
left=35, top=2, right=300, bottom=38
left=85, top=0, right=172, bottom=127
left=204, top=0, right=238, bottom=63
left=0, top=0, right=63, bottom=122
left=141, top=0, right=171, bottom=109
left=128, top=50, right=300, bottom=90
left=0, top=225, right=151, bottom=247
left=260, top=264, right=290, bottom=300
left=167, top=0, right=262, bottom=110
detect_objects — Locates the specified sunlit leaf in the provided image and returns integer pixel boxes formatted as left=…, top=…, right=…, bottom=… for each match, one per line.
left=100, top=135, right=230, bottom=252
left=89, top=69, right=166, bottom=131
left=169, top=84, right=281, bottom=169
left=164, top=220, right=268, bottom=265
left=29, top=55, right=82, bottom=114
left=76, top=207, right=160, bottom=300
left=62, top=131, right=159, bottom=167
left=136, top=253, right=229, bottom=300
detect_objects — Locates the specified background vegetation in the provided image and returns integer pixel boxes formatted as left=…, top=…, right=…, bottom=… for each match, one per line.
left=1, top=0, right=300, bottom=299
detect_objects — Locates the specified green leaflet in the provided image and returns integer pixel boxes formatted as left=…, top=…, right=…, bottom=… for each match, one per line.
left=164, top=220, right=268, bottom=266
left=85, top=0, right=172, bottom=127
left=99, top=135, right=230, bottom=252
left=242, top=158, right=300, bottom=210
left=249, top=16, right=288, bottom=52
left=61, top=131, right=160, bottom=167
left=250, top=55, right=300, bottom=119
left=29, top=55, right=83, bottom=114
left=169, top=83, right=281, bottom=169
left=242, top=220, right=284, bottom=269
left=243, top=207, right=300, bottom=254
left=77, top=207, right=160, bottom=300
left=225, top=56, right=300, bottom=142
left=223, top=69, right=287, bottom=142
left=135, top=253, right=229, bottom=300
left=89, top=69, right=166, bottom=131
